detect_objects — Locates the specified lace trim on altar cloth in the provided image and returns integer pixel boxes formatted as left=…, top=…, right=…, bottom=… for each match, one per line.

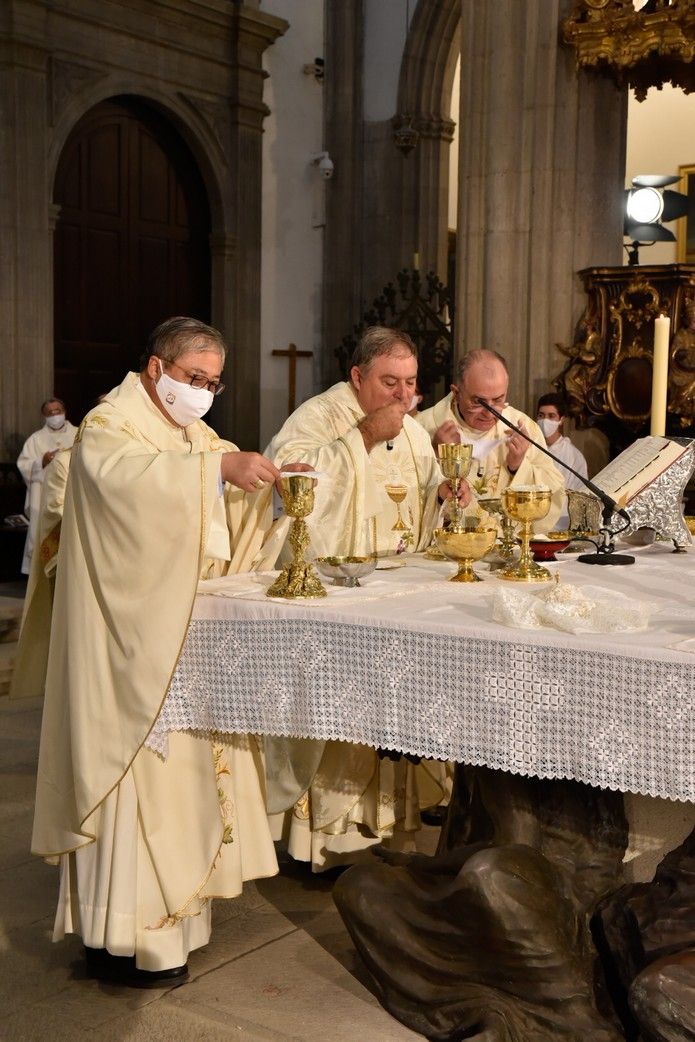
left=149, top=618, right=695, bottom=803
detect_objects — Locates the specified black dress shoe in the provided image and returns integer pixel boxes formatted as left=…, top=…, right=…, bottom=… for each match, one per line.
left=84, top=947, right=189, bottom=989
left=420, top=805, right=449, bottom=827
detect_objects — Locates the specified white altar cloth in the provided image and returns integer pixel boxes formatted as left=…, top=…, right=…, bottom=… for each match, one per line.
left=154, top=544, right=695, bottom=802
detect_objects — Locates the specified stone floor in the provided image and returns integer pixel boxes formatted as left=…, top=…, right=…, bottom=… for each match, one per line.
left=0, top=692, right=429, bottom=1042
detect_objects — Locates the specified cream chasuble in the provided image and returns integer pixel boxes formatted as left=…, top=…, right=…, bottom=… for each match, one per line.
left=32, top=372, right=277, bottom=969
left=417, top=394, right=565, bottom=532
left=263, top=381, right=446, bottom=871
left=264, top=380, right=443, bottom=559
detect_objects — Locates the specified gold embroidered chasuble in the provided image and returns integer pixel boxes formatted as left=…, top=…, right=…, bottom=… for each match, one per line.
left=31, top=373, right=276, bottom=942
left=417, top=393, right=565, bottom=532
left=265, top=380, right=443, bottom=558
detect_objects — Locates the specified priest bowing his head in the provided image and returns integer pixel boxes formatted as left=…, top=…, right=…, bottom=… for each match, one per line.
left=417, top=348, right=565, bottom=531
left=30, top=316, right=299, bottom=988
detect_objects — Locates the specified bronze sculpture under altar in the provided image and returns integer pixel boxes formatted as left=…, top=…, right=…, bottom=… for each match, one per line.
left=334, top=766, right=695, bottom=1041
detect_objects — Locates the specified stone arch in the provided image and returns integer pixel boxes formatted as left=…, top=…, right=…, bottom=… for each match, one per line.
left=51, top=95, right=217, bottom=420
left=48, top=80, right=235, bottom=352
left=395, top=0, right=461, bottom=283
left=48, top=79, right=230, bottom=240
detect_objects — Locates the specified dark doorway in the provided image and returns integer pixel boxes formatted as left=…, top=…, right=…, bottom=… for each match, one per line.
left=53, top=95, right=211, bottom=422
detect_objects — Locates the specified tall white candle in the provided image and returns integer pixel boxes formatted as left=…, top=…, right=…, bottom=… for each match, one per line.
left=650, top=314, right=670, bottom=437
left=413, top=252, right=420, bottom=271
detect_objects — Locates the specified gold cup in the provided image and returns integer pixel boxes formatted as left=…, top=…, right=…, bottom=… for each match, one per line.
left=266, top=474, right=327, bottom=599
left=434, top=526, right=498, bottom=582
left=385, top=484, right=410, bottom=532
left=499, top=487, right=552, bottom=582
left=423, top=442, right=474, bottom=561
left=437, top=443, right=473, bottom=532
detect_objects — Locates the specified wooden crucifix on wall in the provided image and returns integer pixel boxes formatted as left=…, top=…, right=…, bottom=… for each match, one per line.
left=272, top=343, right=313, bottom=415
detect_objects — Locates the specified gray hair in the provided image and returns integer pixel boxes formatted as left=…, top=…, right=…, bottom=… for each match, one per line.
left=141, top=317, right=226, bottom=368
left=41, top=397, right=65, bottom=415
left=350, top=326, right=416, bottom=372
left=457, top=349, right=507, bottom=384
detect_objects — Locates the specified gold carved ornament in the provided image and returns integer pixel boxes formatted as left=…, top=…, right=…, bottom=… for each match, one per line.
left=561, top=0, right=695, bottom=101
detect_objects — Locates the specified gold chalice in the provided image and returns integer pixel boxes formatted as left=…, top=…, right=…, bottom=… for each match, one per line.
left=424, top=442, right=474, bottom=560
left=385, top=484, right=410, bottom=532
left=479, top=496, right=518, bottom=564
left=266, top=474, right=327, bottom=599
left=499, top=486, right=552, bottom=582
left=434, top=526, right=498, bottom=582
left=437, top=443, right=473, bottom=532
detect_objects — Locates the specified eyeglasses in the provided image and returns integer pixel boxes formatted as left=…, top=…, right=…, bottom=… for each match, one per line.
left=163, top=360, right=225, bottom=396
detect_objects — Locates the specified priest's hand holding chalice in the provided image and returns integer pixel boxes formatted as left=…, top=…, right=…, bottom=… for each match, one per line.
left=266, top=465, right=327, bottom=599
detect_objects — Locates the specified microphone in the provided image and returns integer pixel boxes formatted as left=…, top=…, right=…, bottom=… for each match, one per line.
left=473, top=397, right=634, bottom=565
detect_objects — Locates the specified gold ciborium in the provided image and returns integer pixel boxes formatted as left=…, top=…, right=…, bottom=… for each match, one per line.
left=266, top=474, right=327, bottom=599
left=499, top=487, right=552, bottom=582
left=385, top=484, right=411, bottom=532
left=434, top=526, right=498, bottom=582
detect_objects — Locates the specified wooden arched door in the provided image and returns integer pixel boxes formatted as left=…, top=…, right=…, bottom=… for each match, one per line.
left=53, top=95, right=211, bottom=421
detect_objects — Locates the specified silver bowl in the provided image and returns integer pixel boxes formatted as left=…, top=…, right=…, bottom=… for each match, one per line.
left=315, top=555, right=377, bottom=587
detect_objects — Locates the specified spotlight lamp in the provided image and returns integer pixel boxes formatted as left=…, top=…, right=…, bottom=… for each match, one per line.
left=624, top=174, right=688, bottom=266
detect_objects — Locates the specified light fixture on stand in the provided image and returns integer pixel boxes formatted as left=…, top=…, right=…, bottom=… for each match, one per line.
left=624, top=174, right=688, bottom=266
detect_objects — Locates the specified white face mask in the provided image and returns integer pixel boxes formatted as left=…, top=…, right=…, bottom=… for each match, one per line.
left=155, top=361, right=214, bottom=426
left=538, top=417, right=561, bottom=439
left=45, top=414, right=66, bottom=431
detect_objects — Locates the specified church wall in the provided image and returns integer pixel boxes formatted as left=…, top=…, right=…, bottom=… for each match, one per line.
left=1, top=0, right=287, bottom=460
left=259, top=0, right=324, bottom=451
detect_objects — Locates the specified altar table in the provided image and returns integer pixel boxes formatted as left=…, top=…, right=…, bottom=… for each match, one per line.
left=152, top=543, right=695, bottom=805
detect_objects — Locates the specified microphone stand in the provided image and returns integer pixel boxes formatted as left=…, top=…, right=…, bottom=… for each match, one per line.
left=472, top=398, right=634, bottom=566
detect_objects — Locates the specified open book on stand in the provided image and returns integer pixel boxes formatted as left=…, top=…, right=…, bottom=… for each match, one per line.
left=591, top=436, right=690, bottom=507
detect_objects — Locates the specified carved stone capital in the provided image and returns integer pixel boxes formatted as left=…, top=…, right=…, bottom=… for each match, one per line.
left=209, top=232, right=237, bottom=260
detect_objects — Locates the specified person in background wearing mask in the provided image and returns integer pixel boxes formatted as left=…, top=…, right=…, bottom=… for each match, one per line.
left=16, top=398, right=77, bottom=574
left=31, top=316, right=303, bottom=988
left=536, top=392, right=588, bottom=492
left=536, top=392, right=589, bottom=530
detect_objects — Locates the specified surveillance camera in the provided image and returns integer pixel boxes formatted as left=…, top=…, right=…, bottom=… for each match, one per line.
left=312, top=151, right=334, bottom=180
left=318, top=154, right=334, bottom=179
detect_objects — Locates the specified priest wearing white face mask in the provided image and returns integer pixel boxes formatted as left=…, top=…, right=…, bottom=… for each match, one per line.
left=16, top=398, right=77, bottom=574
left=31, top=317, right=299, bottom=988
left=536, top=393, right=588, bottom=529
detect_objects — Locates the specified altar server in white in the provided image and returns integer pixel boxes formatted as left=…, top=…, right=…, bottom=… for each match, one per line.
left=16, top=398, right=77, bottom=574
left=418, top=349, right=564, bottom=531
left=31, top=317, right=295, bottom=987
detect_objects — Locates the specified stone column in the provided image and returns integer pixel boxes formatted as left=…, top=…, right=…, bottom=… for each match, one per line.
left=218, top=4, right=287, bottom=450
left=0, top=39, right=52, bottom=459
left=455, top=0, right=628, bottom=411
left=322, top=0, right=364, bottom=386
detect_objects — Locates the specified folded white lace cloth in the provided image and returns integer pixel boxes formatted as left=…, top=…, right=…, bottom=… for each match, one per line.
left=491, top=582, right=653, bottom=634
